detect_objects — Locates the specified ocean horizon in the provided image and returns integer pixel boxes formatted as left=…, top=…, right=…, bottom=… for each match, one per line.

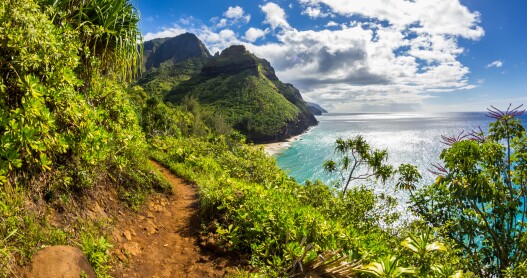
left=275, top=111, right=527, bottom=207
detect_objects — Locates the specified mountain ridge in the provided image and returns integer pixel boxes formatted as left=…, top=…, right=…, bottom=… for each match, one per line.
left=139, top=34, right=318, bottom=143
left=307, top=102, right=328, bottom=115
left=143, top=33, right=212, bottom=71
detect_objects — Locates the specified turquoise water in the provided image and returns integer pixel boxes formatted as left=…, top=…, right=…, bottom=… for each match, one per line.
left=275, top=112, right=526, bottom=203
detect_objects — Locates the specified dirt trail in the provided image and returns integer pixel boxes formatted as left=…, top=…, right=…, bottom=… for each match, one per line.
left=110, top=161, right=233, bottom=277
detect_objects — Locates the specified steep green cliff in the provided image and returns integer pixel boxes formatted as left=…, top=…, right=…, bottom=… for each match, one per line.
left=138, top=35, right=317, bottom=143
left=165, top=45, right=317, bottom=142
left=138, top=33, right=212, bottom=95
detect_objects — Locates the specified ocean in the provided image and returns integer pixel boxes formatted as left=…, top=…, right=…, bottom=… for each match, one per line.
left=275, top=112, right=527, bottom=205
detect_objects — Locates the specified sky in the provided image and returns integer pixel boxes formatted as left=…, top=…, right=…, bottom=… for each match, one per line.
left=136, top=0, right=527, bottom=112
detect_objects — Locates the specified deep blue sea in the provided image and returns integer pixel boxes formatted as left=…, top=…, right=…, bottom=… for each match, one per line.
left=275, top=112, right=527, bottom=204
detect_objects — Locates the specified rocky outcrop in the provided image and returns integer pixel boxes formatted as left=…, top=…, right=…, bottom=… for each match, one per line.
left=142, top=36, right=318, bottom=143
left=307, top=102, right=328, bottom=115
left=143, top=33, right=212, bottom=70
left=23, top=246, right=96, bottom=278
left=201, top=45, right=259, bottom=77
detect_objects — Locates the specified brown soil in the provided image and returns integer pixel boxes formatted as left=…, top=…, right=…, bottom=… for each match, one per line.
left=110, top=161, right=235, bottom=277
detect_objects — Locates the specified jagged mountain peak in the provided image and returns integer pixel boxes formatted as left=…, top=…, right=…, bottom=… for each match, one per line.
left=202, top=45, right=278, bottom=81
left=139, top=34, right=318, bottom=143
left=143, top=33, right=212, bottom=70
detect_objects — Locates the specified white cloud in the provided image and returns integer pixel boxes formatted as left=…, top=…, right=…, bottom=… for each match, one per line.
left=198, top=28, right=242, bottom=54
left=216, top=18, right=228, bottom=28
left=299, top=0, right=484, bottom=39
left=486, top=60, right=503, bottom=68
left=302, top=6, right=330, bottom=18
left=210, top=6, right=250, bottom=28
left=224, top=6, right=251, bottom=23
left=244, top=28, right=269, bottom=42
left=225, top=6, right=244, bottom=19
left=144, top=0, right=485, bottom=112
left=144, top=26, right=186, bottom=41
left=325, top=21, right=339, bottom=27
left=260, top=3, right=291, bottom=30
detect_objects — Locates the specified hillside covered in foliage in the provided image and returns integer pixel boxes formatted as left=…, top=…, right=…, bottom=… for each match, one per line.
left=3, top=0, right=527, bottom=277
left=139, top=35, right=317, bottom=143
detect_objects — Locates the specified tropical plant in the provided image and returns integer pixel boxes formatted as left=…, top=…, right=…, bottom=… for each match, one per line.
left=400, top=227, right=447, bottom=276
left=39, top=0, right=142, bottom=82
left=324, top=136, right=421, bottom=196
left=80, top=233, right=113, bottom=276
left=411, top=104, right=527, bottom=277
left=0, top=0, right=165, bottom=273
left=289, top=248, right=362, bottom=277
left=396, top=164, right=422, bottom=193
left=149, top=134, right=403, bottom=276
left=359, top=256, right=416, bottom=277
left=431, top=265, right=465, bottom=278
left=323, top=136, right=394, bottom=194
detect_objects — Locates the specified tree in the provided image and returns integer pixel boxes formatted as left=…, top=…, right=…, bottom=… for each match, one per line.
left=410, top=104, right=527, bottom=277
left=323, top=136, right=394, bottom=194
left=324, top=136, right=420, bottom=196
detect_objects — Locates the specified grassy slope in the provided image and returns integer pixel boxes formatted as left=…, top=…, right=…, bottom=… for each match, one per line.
left=139, top=43, right=316, bottom=142
left=137, top=57, right=208, bottom=96
left=166, top=70, right=301, bottom=141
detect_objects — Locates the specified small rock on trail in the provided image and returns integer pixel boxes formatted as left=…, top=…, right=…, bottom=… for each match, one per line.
left=23, top=245, right=96, bottom=278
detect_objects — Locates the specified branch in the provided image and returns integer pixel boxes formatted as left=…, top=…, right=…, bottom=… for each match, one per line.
left=470, top=199, right=504, bottom=260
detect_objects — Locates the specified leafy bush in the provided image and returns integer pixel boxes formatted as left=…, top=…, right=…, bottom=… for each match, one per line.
left=410, top=106, right=527, bottom=276
left=0, top=0, right=167, bottom=273
left=80, top=232, right=113, bottom=277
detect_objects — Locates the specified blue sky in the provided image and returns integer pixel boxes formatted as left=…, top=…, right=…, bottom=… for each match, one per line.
left=137, top=0, right=527, bottom=112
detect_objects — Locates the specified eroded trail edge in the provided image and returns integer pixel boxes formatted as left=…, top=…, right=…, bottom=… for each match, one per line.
left=110, top=161, right=232, bottom=277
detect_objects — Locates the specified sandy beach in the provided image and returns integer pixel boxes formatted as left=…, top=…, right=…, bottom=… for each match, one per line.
left=256, top=134, right=303, bottom=156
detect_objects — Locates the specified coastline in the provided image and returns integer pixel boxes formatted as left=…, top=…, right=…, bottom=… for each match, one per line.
left=256, top=133, right=304, bottom=156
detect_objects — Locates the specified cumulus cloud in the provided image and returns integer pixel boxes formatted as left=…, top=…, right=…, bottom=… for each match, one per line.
left=302, top=6, right=331, bottom=18
left=224, top=6, right=251, bottom=22
left=261, top=3, right=291, bottom=30
left=245, top=1, right=484, bottom=110
left=144, top=26, right=186, bottom=41
left=325, top=21, right=339, bottom=27
left=298, top=0, right=484, bottom=39
left=211, top=6, right=250, bottom=28
left=244, top=27, right=269, bottom=42
left=143, top=1, right=485, bottom=111
left=486, top=60, right=503, bottom=68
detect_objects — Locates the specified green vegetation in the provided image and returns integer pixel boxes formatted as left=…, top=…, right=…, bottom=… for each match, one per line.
left=137, top=57, right=209, bottom=96
left=146, top=43, right=317, bottom=143
left=148, top=133, right=467, bottom=276
left=0, top=188, right=69, bottom=274
left=2, top=0, right=527, bottom=277
left=80, top=232, right=113, bottom=277
left=324, top=136, right=396, bottom=194
left=0, top=0, right=165, bottom=275
left=167, top=72, right=302, bottom=140
left=410, top=105, right=527, bottom=276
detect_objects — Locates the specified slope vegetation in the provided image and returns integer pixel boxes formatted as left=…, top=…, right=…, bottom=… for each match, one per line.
left=165, top=45, right=317, bottom=142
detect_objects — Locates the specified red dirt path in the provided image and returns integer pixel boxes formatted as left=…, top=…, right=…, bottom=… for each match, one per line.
left=110, top=161, right=234, bottom=277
